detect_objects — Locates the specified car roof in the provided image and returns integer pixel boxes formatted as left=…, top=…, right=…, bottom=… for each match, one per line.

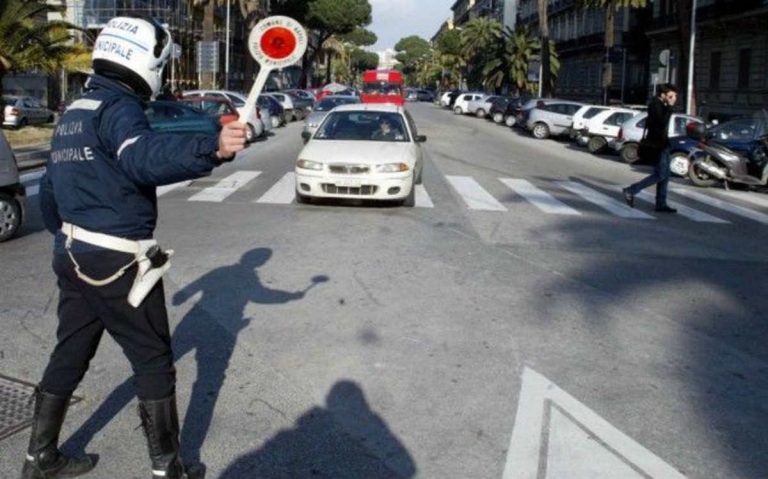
left=331, top=103, right=402, bottom=113
left=181, top=96, right=232, bottom=103
left=317, top=95, right=359, bottom=101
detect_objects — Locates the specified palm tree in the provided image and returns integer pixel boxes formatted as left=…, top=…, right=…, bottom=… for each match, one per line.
left=578, top=0, right=648, bottom=102
left=0, top=0, right=81, bottom=99
left=460, top=17, right=502, bottom=60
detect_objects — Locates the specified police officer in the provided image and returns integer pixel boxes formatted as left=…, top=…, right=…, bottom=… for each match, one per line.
left=22, top=15, right=247, bottom=479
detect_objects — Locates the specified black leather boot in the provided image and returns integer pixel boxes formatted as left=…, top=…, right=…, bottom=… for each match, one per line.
left=138, top=395, right=188, bottom=479
left=20, top=387, right=97, bottom=479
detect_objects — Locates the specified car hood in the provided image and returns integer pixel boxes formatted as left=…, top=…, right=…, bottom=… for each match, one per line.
left=300, top=140, right=415, bottom=165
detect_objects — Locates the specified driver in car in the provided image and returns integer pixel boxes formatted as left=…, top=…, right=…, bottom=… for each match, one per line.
left=372, top=117, right=400, bottom=141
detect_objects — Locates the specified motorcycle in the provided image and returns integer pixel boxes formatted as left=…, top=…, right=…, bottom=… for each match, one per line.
left=685, top=122, right=768, bottom=190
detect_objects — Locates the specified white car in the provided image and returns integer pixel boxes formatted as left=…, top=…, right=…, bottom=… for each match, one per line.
left=467, top=95, right=497, bottom=118
left=581, top=108, right=641, bottom=153
left=268, top=92, right=305, bottom=122
left=453, top=92, right=485, bottom=115
left=295, top=104, right=426, bottom=206
left=182, top=89, right=266, bottom=137
left=612, top=113, right=704, bottom=174
left=2, top=96, right=54, bottom=128
left=569, top=105, right=610, bottom=140
left=439, top=92, right=453, bottom=107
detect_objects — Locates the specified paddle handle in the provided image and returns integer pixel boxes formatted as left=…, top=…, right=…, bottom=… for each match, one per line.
left=240, top=67, right=272, bottom=124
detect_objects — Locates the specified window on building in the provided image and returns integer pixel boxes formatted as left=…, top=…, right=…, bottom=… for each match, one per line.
left=738, top=49, right=751, bottom=88
left=709, top=51, right=721, bottom=89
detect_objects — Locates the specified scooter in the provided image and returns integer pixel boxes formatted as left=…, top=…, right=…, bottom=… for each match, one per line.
left=686, top=123, right=768, bottom=189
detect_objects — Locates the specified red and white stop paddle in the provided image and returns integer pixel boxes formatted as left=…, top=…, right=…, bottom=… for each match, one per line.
left=240, top=16, right=308, bottom=122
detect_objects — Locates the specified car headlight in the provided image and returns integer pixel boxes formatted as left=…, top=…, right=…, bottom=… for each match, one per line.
left=297, top=159, right=323, bottom=170
left=375, top=163, right=410, bottom=173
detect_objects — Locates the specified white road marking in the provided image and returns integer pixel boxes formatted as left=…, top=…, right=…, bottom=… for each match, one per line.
left=602, top=185, right=729, bottom=223
left=671, top=188, right=768, bottom=225
left=20, top=171, right=45, bottom=183
left=256, top=172, right=296, bottom=204
left=446, top=175, right=507, bottom=211
left=499, top=178, right=581, bottom=215
left=714, top=189, right=768, bottom=210
left=503, top=367, right=687, bottom=479
left=556, top=181, right=654, bottom=219
left=188, top=171, right=261, bottom=203
left=157, top=180, right=192, bottom=197
left=415, top=185, right=434, bottom=208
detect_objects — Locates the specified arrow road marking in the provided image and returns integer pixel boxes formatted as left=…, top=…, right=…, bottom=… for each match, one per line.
left=503, top=367, right=686, bottom=479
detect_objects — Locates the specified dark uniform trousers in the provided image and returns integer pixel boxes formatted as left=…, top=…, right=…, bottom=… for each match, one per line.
left=41, top=249, right=175, bottom=401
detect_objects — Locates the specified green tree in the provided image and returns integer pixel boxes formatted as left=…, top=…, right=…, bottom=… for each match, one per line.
left=578, top=0, right=648, bottom=103
left=435, top=29, right=464, bottom=88
left=460, top=17, right=503, bottom=90
left=394, top=36, right=431, bottom=76
left=340, top=27, right=377, bottom=47
left=0, top=0, right=81, bottom=99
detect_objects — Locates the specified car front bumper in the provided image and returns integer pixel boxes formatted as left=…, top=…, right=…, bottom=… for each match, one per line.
left=295, top=170, right=413, bottom=201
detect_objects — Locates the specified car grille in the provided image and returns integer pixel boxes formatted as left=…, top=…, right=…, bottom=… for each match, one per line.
left=328, top=164, right=370, bottom=174
left=321, top=184, right=378, bottom=196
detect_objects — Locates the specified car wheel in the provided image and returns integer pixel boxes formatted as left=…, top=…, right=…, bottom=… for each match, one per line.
left=620, top=143, right=639, bottom=163
left=587, top=136, right=607, bottom=154
left=688, top=156, right=720, bottom=187
left=453, top=106, right=463, bottom=115
left=246, top=124, right=256, bottom=143
left=296, top=191, right=313, bottom=204
left=505, top=116, right=516, bottom=128
left=47, top=115, right=54, bottom=123
left=493, top=113, right=504, bottom=123
left=0, top=192, right=22, bottom=242
left=271, top=116, right=280, bottom=129
left=476, top=109, right=486, bottom=119
left=532, top=122, right=550, bottom=139
left=18, top=118, right=28, bottom=129
left=400, top=175, right=416, bottom=207
left=669, top=152, right=690, bottom=177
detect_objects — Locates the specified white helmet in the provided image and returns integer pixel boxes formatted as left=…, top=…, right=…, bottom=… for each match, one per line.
left=92, top=16, right=172, bottom=99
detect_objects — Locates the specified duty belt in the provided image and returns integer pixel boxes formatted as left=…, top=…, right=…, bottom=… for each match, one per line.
left=61, top=222, right=173, bottom=307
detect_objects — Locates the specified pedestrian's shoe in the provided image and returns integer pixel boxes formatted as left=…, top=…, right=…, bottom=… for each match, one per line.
left=622, top=188, right=635, bottom=208
left=655, top=205, right=678, bottom=213
left=21, top=387, right=98, bottom=479
left=138, top=395, right=189, bottom=479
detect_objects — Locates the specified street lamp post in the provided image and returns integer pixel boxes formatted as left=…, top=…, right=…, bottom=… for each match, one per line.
left=686, top=0, right=697, bottom=115
left=225, top=0, right=231, bottom=90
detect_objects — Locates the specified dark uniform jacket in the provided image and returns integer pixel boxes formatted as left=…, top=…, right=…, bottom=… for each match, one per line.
left=644, top=96, right=673, bottom=149
left=40, top=75, right=221, bottom=253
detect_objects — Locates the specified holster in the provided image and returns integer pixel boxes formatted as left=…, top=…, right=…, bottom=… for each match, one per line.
left=127, top=240, right=174, bottom=308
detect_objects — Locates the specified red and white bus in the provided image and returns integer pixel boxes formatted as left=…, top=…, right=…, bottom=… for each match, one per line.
left=360, top=70, right=405, bottom=106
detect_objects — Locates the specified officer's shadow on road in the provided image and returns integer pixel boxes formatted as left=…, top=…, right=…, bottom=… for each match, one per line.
left=219, top=380, right=417, bottom=479
left=62, top=247, right=329, bottom=470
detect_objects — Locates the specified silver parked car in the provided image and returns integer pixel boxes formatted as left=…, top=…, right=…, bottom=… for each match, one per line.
left=302, top=95, right=360, bottom=138
left=611, top=113, right=704, bottom=171
left=0, top=129, right=25, bottom=241
left=467, top=95, right=498, bottom=118
left=525, top=100, right=585, bottom=139
left=2, top=96, right=54, bottom=128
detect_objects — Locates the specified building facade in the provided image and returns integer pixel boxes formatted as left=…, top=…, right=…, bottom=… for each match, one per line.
left=517, top=0, right=651, bottom=105
left=646, top=0, right=768, bottom=120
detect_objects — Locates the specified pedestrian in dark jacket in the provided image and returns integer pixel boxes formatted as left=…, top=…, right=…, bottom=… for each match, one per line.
left=22, top=15, right=246, bottom=479
left=623, top=84, right=679, bottom=213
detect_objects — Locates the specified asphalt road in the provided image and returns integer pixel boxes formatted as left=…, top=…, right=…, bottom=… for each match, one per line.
left=1, top=103, right=767, bottom=478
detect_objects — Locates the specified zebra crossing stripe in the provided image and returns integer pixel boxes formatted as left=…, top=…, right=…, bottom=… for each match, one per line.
left=188, top=171, right=261, bottom=203
left=157, top=180, right=192, bottom=197
left=633, top=190, right=729, bottom=223
left=415, top=185, right=434, bottom=208
left=256, top=172, right=297, bottom=204
left=671, top=188, right=768, bottom=225
left=715, top=189, right=768, bottom=210
left=499, top=178, right=581, bottom=215
left=446, top=175, right=507, bottom=211
left=556, top=181, right=654, bottom=219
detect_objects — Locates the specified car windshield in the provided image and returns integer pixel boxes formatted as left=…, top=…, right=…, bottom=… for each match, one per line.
left=314, top=98, right=357, bottom=112
left=228, top=96, right=245, bottom=107
left=315, top=111, right=409, bottom=142
left=714, top=119, right=760, bottom=141
left=583, top=107, right=607, bottom=119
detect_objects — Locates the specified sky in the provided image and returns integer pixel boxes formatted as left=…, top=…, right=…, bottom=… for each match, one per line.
left=369, top=0, right=455, bottom=52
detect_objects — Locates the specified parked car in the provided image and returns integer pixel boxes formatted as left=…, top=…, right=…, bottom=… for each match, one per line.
left=612, top=113, right=705, bottom=174
left=488, top=96, right=528, bottom=126
left=145, top=101, right=221, bottom=135
left=182, top=89, right=265, bottom=136
left=0, top=128, right=25, bottom=241
left=525, top=100, right=585, bottom=139
left=405, top=88, right=419, bottom=102
left=283, top=91, right=314, bottom=115
left=467, top=95, right=498, bottom=118
left=285, top=89, right=317, bottom=102
left=258, top=94, right=286, bottom=129
left=303, top=95, right=361, bottom=137
left=295, top=103, right=426, bottom=206
left=453, top=92, right=486, bottom=115
left=2, top=96, right=54, bottom=128
left=179, top=96, right=264, bottom=141
left=269, top=92, right=306, bottom=122
left=581, top=108, right=641, bottom=153
left=513, top=98, right=542, bottom=128
left=569, top=105, right=611, bottom=142
left=415, top=89, right=435, bottom=102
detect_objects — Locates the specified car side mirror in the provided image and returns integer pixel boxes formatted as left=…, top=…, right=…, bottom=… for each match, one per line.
left=301, top=131, right=311, bottom=143
left=415, top=135, right=427, bottom=143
